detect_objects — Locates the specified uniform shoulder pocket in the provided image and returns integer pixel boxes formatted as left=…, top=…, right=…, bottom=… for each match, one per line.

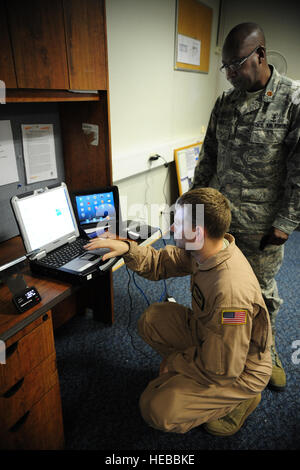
left=250, top=306, right=271, bottom=353
left=201, top=328, right=225, bottom=375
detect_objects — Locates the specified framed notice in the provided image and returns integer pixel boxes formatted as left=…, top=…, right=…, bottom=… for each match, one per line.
left=174, top=142, right=202, bottom=195
left=175, top=0, right=213, bottom=73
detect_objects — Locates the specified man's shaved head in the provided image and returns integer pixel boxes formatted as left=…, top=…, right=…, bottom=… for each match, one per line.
left=222, top=22, right=270, bottom=91
left=224, top=23, right=266, bottom=57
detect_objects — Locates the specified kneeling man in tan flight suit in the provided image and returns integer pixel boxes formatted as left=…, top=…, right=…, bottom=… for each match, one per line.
left=85, top=187, right=272, bottom=436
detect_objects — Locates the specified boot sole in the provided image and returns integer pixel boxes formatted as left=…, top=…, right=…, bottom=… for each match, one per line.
left=203, top=394, right=261, bottom=437
left=267, top=381, right=286, bottom=392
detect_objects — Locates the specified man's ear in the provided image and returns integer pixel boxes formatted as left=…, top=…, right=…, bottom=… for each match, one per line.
left=185, top=224, right=204, bottom=250
left=195, top=225, right=205, bottom=243
left=257, top=46, right=266, bottom=63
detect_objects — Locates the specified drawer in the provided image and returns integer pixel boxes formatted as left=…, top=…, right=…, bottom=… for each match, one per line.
left=0, top=353, right=58, bottom=430
left=0, top=312, right=55, bottom=394
left=0, top=381, right=64, bottom=450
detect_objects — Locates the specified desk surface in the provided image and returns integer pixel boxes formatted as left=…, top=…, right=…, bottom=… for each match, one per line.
left=0, top=236, right=76, bottom=341
left=0, top=229, right=161, bottom=340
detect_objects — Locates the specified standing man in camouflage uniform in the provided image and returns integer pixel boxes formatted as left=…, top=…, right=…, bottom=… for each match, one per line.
left=192, top=22, right=300, bottom=391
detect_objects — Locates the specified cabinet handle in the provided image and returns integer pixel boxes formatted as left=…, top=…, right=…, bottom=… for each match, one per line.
left=2, top=377, right=24, bottom=398
left=5, top=341, right=18, bottom=359
left=9, top=411, right=30, bottom=433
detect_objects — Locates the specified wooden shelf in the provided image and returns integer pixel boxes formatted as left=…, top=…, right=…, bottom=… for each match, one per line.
left=5, top=89, right=100, bottom=103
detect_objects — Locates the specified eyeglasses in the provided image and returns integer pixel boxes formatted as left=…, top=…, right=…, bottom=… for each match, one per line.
left=220, top=46, right=261, bottom=73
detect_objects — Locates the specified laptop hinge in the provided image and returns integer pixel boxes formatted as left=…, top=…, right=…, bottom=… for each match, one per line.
left=67, top=235, right=77, bottom=244
left=30, top=250, right=46, bottom=261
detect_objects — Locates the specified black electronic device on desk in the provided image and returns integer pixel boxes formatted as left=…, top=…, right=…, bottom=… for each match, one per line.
left=70, top=185, right=120, bottom=239
left=70, top=186, right=160, bottom=242
left=12, top=286, right=41, bottom=313
left=0, top=255, right=41, bottom=314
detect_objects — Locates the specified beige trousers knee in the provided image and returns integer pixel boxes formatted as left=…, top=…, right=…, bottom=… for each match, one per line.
left=137, top=302, right=269, bottom=434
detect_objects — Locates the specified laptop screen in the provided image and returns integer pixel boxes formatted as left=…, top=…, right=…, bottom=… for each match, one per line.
left=12, top=184, right=77, bottom=253
left=73, top=189, right=117, bottom=230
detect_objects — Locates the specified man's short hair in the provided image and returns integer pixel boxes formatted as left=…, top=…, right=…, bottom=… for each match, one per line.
left=176, top=187, right=231, bottom=239
left=225, top=22, right=266, bottom=50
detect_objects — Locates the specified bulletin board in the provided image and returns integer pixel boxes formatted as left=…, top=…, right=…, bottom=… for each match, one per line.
left=0, top=104, right=65, bottom=243
left=175, top=0, right=213, bottom=73
left=174, top=142, right=202, bottom=195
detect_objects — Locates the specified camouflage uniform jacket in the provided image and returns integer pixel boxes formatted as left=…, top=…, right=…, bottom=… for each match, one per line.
left=193, top=65, right=300, bottom=234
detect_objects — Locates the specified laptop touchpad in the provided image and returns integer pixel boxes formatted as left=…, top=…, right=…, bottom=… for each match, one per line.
left=80, top=253, right=99, bottom=261
left=63, top=253, right=102, bottom=272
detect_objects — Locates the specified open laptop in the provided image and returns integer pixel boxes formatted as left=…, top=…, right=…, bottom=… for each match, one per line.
left=11, top=183, right=118, bottom=284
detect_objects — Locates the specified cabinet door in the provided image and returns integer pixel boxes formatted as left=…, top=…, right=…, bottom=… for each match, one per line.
left=6, top=0, right=69, bottom=89
left=0, top=381, right=64, bottom=450
left=63, top=0, right=107, bottom=90
left=0, top=2, right=17, bottom=87
left=0, top=312, right=55, bottom=394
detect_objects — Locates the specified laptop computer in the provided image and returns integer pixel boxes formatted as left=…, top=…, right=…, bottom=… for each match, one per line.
left=11, top=182, right=118, bottom=284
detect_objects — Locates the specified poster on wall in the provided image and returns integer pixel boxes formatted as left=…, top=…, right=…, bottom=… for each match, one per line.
left=21, top=124, right=58, bottom=184
left=174, top=142, right=202, bottom=195
left=0, top=120, right=19, bottom=186
left=177, top=34, right=201, bottom=66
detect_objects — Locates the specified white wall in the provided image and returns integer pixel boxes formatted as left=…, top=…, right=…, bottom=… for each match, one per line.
left=105, top=0, right=221, bottom=226
left=106, top=0, right=300, bottom=228
left=216, top=0, right=300, bottom=95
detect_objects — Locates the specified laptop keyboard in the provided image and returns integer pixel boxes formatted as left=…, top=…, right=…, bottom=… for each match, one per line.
left=38, top=238, right=89, bottom=268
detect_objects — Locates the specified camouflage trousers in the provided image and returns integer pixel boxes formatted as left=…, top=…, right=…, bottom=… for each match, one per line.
left=232, top=232, right=284, bottom=336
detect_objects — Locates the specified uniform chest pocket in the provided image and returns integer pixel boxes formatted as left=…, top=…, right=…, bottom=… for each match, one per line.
left=250, top=127, right=287, bottom=144
left=216, top=121, right=230, bottom=141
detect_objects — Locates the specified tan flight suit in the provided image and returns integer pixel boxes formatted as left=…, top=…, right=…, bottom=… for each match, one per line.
left=123, top=234, right=272, bottom=434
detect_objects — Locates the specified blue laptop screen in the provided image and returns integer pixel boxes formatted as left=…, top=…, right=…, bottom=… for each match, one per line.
left=75, top=191, right=116, bottom=228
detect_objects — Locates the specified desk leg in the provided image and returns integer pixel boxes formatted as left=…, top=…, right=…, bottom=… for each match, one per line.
left=52, top=295, right=78, bottom=330
left=79, top=271, right=114, bottom=324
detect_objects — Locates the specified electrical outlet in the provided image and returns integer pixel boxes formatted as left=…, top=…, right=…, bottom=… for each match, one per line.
left=159, top=204, right=166, bottom=214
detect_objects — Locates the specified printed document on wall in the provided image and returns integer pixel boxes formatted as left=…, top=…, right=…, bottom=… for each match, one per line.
left=177, top=34, right=201, bottom=66
left=21, top=124, right=57, bottom=184
left=0, top=120, right=19, bottom=186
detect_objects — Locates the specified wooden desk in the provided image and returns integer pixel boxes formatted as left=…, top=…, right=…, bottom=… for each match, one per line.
left=0, top=235, right=114, bottom=449
left=0, top=236, right=114, bottom=336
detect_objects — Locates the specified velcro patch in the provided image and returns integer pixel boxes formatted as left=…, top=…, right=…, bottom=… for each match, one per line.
left=222, top=309, right=247, bottom=325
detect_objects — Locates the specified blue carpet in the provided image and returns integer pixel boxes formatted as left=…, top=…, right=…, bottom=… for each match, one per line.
left=54, top=232, right=300, bottom=451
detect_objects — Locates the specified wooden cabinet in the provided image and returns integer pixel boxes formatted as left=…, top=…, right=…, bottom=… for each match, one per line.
left=1, top=0, right=107, bottom=90
left=6, top=0, right=69, bottom=89
left=63, top=0, right=107, bottom=90
left=2, top=0, right=114, bottom=320
left=0, top=0, right=113, bottom=450
left=0, top=2, right=17, bottom=87
left=0, top=311, right=64, bottom=450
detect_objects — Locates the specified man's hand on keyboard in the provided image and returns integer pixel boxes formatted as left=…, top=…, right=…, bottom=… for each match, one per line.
left=84, top=238, right=129, bottom=261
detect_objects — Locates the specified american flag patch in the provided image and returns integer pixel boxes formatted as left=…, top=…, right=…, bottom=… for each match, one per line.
left=222, top=310, right=247, bottom=325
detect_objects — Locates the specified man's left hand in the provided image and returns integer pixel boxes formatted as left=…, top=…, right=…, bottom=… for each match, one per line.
left=259, top=227, right=289, bottom=251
